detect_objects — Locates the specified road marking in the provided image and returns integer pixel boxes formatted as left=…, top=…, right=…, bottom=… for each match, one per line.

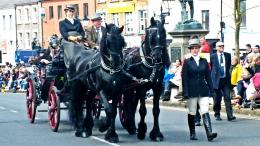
left=90, top=136, right=120, bottom=146
left=35, top=117, right=40, bottom=120
left=10, top=110, right=18, bottom=113
left=0, top=106, right=6, bottom=110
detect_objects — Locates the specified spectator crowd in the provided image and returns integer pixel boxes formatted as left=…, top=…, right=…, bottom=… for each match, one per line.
left=161, top=38, right=260, bottom=112
left=0, top=61, right=29, bottom=93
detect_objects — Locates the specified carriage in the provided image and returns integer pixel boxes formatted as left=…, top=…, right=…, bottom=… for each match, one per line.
left=25, top=32, right=128, bottom=133
left=25, top=19, right=167, bottom=143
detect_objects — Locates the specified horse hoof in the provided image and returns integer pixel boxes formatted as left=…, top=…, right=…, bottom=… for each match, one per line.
left=109, top=137, right=119, bottom=143
left=137, top=122, right=147, bottom=140
left=149, top=130, right=164, bottom=141
left=105, top=134, right=119, bottom=143
left=86, top=129, right=92, bottom=137
left=151, top=137, right=164, bottom=142
left=137, top=132, right=146, bottom=140
left=75, top=131, right=82, bottom=137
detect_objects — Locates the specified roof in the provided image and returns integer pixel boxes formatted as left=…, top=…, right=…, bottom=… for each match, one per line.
left=0, top=0, right=38, bottom=9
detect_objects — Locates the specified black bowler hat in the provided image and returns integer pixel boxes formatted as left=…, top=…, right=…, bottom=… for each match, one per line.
left=64, top=4, right=75, bottom=11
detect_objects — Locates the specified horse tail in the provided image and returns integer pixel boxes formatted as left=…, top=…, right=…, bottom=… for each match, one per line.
left=68, top=80, right=87, bottom=128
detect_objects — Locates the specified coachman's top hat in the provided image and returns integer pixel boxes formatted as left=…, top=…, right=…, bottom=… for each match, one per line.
left=91, top=13, right=102, bottom=21
left=64, top=4, right=75, bottom=11
left=188, top=39, right=201, bottom=49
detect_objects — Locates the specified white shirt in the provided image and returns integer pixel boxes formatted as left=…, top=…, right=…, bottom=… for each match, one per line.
left=192, top=55, right=200, bottom=66
left=96, top=27, right=102, bottom=43
left=66, top=17, right=74, bottom=24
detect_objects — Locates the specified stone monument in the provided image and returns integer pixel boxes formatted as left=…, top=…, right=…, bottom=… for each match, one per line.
left=168, top=0, right=209, bottom=61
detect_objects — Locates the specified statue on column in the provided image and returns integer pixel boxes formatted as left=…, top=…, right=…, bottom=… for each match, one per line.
left=175, top=0, right=203, bottom=30
left=179, top=0, right=194, bottom=22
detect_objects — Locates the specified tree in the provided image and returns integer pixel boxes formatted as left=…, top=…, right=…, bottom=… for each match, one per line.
left=234, top=0, right=242, bottom=58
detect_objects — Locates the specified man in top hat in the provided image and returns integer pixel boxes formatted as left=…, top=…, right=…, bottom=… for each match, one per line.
left=210, top=41, right=236, bottom=121
left=59, top=4, right=85, bottom=42
left=85, top=13, right=106, bottom=49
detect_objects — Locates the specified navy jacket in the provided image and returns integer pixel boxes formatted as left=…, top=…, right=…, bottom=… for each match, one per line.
left=182, top=57, right=213, bottom=98
left=210, top=52, right=231, bottom=89
left=59, top=18, right=85, bottom=40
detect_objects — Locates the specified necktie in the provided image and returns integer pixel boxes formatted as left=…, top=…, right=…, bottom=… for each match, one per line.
left=96, top=28, right=101, bottom=44
left=220, top=53, right=225, bottom=77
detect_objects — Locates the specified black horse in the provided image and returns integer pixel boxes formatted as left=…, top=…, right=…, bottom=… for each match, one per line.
left=123, top=17, right=170, bottom=141
left=67, top=23, right=134, bottom=143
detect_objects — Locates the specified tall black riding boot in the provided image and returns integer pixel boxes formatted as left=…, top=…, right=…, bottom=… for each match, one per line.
left=202, top=113, right=217, bottom=141
left=188, top=114, right=198, bottom=140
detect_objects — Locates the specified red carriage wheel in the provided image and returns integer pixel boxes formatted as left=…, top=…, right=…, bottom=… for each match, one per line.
left=118, top=96, right=127, bottom=128
left=48, top=81, right=60, bottom=132
left=26, top=78, right=37, bottom=123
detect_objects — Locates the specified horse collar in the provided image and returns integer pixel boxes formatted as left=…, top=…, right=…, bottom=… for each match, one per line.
left=139, top=46, right=156, bottom=69
left=100, top=58, right=124, bottom=74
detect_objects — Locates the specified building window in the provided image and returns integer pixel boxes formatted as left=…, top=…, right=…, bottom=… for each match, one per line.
left=201, top=10, right=209, bottom=30
left=17, top=9, right=22, bottom=24
left=240, top=0, right=246, bottom=27
left=83, top=3, right=88, bottom=20
left=112, top=13, right=119, bottom=26
left=9, top=15, right=12, bottom=30
left=49, top=6, right=54, bottom=19
left=74, top=4, right=79, bottom=19
left=3, top=15, right=6, bottom=31
left=33, top=32, right=38, bottom=40
left=138, top=10, right=147, bottom=34
left=25, top=8, right=30, bottom=22
left=58, top=5, right=62, bottom=19
left=26, top=32, right=30, bottom=49
left=125, top=12, right=134, bottom=34
left=32, top=7, right=38, bottom=23
left=18, top=33, right=23, bottom=48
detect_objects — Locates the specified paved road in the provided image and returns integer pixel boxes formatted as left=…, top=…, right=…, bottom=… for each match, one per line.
left=1, top=93, right=260, bottom=146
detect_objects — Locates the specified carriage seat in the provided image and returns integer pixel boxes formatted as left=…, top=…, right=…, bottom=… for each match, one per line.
left=46, top=50, right=66, bottom=78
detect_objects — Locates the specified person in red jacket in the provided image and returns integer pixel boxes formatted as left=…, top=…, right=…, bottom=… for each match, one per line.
left=200, top=37, right=211, bottom=53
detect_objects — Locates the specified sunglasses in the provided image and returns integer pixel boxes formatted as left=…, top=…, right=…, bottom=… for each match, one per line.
left=218, top=45, right=224, bottom=47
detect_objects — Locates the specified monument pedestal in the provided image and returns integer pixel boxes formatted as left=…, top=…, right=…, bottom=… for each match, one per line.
left=167, top=21, right=209, bottom=61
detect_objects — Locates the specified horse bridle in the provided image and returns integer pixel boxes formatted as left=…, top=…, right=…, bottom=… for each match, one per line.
left=100, top=33, right=125, bottom=74
left=140, top=27, right=164, bottom=69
